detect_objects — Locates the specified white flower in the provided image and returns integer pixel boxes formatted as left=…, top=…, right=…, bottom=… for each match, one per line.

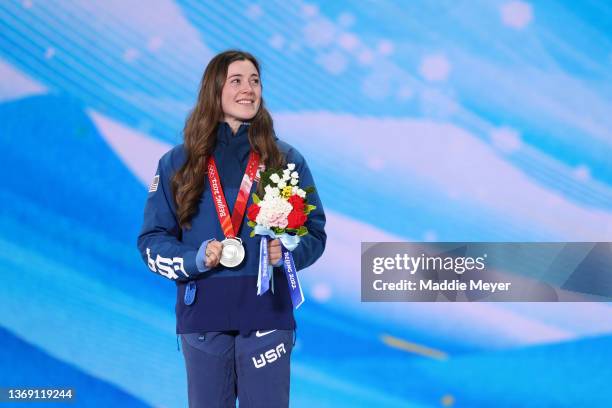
left=287, top=163, right=295, bottom=171
left=270, top=173, right=280, bottom=184
left=297, top=188, right=306, bottom=198
left=282, top=173, right=290, bottom=182
left=290, top=178, right=298, bottom=186
left=278, top=180, right=286, bottom=189
left=283, top=169, right=290, bottom=177
left=256, top=196, right=293, bottom=228
left=264, top=186, right=280, bottom=200
left=291, top=171, right=299, bottom=179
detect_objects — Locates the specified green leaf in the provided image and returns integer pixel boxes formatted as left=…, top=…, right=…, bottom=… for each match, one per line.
left=297, top=226, right=309, bottom=236
left=247, top=220, right=256, bottom=227
left=304, top=186, right=316, bottom=194
left=252, top=193, right=260, bottom=204
left=259, top=168, right=283, bottom=189
left=305, top=204, right=317, bottom=214
left=250, top=230, right=256, bottom=238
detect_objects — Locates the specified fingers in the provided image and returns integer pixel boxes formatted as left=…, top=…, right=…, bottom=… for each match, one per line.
left=269, top=254, right=282, bottom=265
left=205, top=240, right=223, bottom=268
left=268, top=239, right=281, bottom=254
left=205, top=252, right=220, bottom=269
left=268, top=239, right=282, bottom=265
left=208, top=240, right=223, bottom=253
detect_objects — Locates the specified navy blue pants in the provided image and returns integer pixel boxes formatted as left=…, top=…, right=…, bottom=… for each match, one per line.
left=181, top=329, right=294, bottom=408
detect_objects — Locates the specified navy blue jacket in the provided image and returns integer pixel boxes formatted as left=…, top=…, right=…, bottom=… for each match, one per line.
left=137, top=122, right=326, bottom=334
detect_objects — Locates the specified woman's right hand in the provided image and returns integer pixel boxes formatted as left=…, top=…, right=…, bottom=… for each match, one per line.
left=204, top=240, right=223, bottom=269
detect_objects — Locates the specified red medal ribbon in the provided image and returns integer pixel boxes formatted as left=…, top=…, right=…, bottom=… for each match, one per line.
left=207, top=151, right=260, bottom=238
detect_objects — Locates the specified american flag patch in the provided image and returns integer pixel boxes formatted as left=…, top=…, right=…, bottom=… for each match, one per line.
left=149, top=175, right=160, bottom=192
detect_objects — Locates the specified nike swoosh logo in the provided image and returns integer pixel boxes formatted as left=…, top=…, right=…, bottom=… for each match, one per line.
left=255, top=329, right=277, bottom=337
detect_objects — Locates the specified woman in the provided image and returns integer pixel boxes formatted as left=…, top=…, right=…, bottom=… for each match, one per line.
left=137, top=50, right=326, bottom=407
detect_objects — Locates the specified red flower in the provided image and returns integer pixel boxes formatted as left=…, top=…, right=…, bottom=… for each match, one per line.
left=247, top=203, right=260, bottom=221
left=287, top=195, right=305, bottom=212
left=287, top=210, right=307, bottom=229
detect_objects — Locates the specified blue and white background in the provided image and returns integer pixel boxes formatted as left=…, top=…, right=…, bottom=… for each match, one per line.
left=1, top=0, right=612, bottom=406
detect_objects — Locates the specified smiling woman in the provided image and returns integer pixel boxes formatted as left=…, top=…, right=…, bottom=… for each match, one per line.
left=136, top=50, right=327, bottom=407
left=221, top=60, right=262, bottom=132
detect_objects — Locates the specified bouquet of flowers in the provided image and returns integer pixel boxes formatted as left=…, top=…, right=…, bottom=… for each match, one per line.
left=246, top=163, right=316, bottom=308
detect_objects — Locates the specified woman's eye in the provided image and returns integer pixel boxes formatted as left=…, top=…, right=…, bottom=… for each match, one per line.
left=231, top=78, right=240, bottom=84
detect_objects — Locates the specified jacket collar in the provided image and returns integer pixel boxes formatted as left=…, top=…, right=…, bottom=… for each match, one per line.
left=216, top=121, right=250, bottom=145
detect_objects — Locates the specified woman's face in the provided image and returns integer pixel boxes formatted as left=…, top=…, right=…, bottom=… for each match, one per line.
left=221, top=59, right=262, bottom=127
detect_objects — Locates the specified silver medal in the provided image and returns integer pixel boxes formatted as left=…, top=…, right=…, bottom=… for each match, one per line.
left=220, top=237, right=245, bottom=268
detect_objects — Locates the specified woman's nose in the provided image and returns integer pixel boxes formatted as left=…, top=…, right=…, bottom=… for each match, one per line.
left=240, top=83, right=255, bottom=93
left=240, top=81, right=256, bottom=93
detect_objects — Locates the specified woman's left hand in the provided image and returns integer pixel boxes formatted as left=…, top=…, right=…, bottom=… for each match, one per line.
left=268, top=239, right=282, bottom=266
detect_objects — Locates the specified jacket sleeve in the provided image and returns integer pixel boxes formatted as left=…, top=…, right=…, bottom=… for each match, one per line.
left=136, top=156, right=202, bottom=281
left=288, top=150, right=327, bottom=271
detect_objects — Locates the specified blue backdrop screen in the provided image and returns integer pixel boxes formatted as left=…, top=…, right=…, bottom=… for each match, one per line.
left=1, top=1, right=611, bottom=407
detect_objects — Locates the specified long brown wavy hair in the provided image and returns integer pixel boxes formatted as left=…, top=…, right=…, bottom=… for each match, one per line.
left=172, top=50, right=284, bottom=229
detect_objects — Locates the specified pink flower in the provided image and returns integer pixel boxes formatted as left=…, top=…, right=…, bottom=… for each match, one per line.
left=268, top=212, right=288, bottom=228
